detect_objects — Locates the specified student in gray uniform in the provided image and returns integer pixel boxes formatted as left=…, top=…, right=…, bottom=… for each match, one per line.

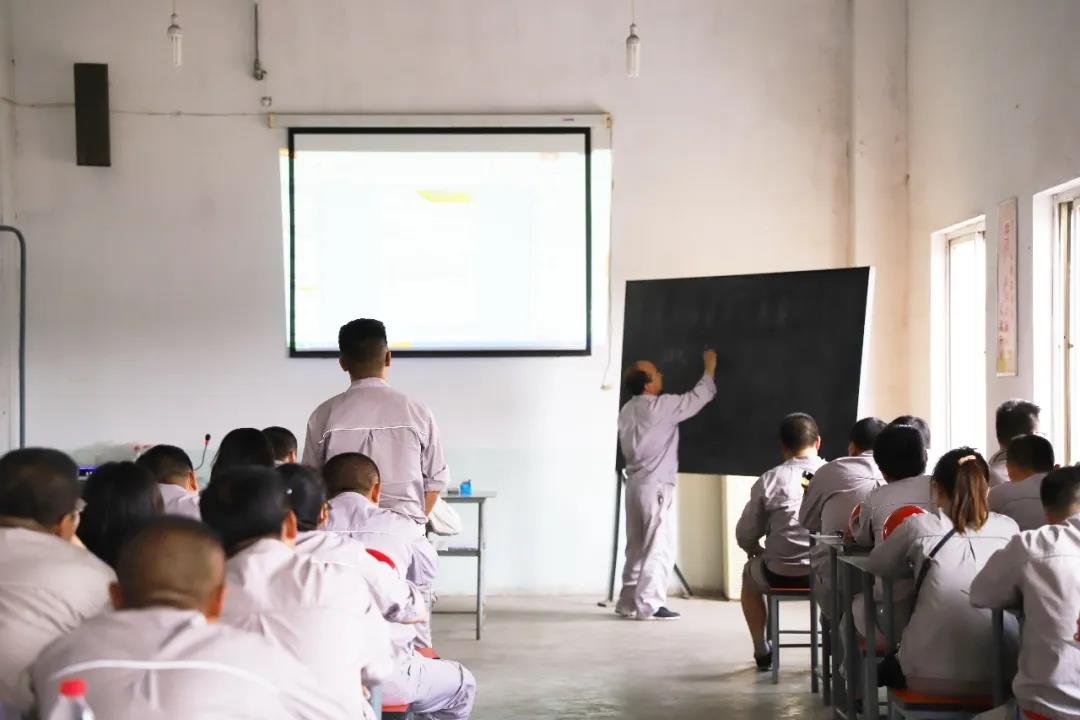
left=284, top=464, right=476, bottom=720
left=31, top=517, right=348, bottom=719
left=868, top=448, right=1020, bottom=696
left=264, top=425, right=299, bottom=464
left=303, top=319, right=450, bottom=524
left=77, top=462, right=164, bottom=569
left=616, top=350, right=717, bottom=621
left=799, top=417, right=885, bottom=616
left=971, top=466, right=1080, bottom=720
left=988, top=400, right=1041, bottom=488
left=0, top=449, right=115, bottom=716
left=135, top=444, right=202, bottom=519
left=201, top=466, right=393, bottom=720
left=988, top=433, right=1055, bottom=531
left=737, top=413, right=826, bottom=669
left=851, top=423, right=934, bottom=547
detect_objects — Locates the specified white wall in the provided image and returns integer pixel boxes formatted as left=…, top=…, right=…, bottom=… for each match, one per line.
left=6, top=0, right=901, bottom=594
left=907, top=0, right=1080, bottom=452
left=0, top=0, right=16, bottom=448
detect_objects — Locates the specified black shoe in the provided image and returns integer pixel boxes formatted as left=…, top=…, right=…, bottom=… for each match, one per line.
left=755, top=650, right=773, bottom=671
left=652, top=607, right=681, bottom=620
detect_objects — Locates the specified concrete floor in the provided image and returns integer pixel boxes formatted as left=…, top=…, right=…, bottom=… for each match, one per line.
left=433, top=596, right=832, bottom=720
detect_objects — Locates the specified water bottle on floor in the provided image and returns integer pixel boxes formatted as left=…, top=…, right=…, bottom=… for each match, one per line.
left=48, top=679, right=95, bottom=720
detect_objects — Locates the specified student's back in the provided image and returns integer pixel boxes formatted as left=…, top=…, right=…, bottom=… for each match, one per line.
left=989, top=472, right=1048, bottom=531
left=971, top=468, right=1080, bottom=719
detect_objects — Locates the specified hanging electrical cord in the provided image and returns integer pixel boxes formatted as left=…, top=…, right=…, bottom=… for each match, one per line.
left=626, top=0, right=640, bottom=78
left=253, top=0, right=268, bottom=81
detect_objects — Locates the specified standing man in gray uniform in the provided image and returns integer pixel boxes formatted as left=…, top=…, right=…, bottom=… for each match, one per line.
left=616, top=350, right=717, bottom=621
left=304, top=319, right=450, bottom=523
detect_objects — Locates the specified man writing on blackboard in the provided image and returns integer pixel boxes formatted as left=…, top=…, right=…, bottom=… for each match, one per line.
left=616, top=350, right=717, bottom=620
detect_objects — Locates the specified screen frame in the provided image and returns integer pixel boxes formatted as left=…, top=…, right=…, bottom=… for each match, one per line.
left=286, top=126, right=593, bottom=358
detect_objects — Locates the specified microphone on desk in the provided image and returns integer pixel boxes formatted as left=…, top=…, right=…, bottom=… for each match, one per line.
left=193, top=433, right=212, bottom=471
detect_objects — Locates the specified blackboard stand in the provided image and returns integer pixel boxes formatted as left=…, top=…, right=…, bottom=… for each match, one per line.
left=598, top=469, right=694, bottom=608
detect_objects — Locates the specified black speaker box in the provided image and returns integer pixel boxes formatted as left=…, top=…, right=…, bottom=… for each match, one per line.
left=73, top=63, right=110, bottom=167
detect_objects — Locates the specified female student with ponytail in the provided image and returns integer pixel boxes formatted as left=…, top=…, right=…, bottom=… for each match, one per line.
left=866, top=448, right=1021, bottom=695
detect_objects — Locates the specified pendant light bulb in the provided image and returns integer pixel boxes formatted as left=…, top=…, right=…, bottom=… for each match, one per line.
left=167, top=12, right=183, bottom=67
left=626, top=23, right=640, bottom=78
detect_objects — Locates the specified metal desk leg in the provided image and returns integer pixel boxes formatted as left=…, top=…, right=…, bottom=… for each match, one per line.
left=831, top=549, right=842, bottom=715
left=992, top=609, right=1005, bottom=707
left=476, top=499, right=485, bottom=641
left=842, top=563, right=858, bottom=720
left=861, top=571, right=879, bottom=720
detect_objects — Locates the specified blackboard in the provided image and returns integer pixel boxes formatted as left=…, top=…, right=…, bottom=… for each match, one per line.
left=618, top=267, right=871, bottom=477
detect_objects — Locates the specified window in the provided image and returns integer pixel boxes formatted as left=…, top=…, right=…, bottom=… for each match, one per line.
left=1055, top=193, right=1080, bottom=462
left=943, top=224, right=987, bottom=450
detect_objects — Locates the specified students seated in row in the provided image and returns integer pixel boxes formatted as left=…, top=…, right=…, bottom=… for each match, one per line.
left=199, top=466, right=393, bottom=719
left=988, top=399, right=1041, bottom=488
left=77, top=461, right=164, bottom=568
left=868, top=449, right=1019, bottom=696
left=0, top=449, right=115, bottom=715
left=971, top=466, right=1080, bottom=719
left=851, top=422, right=934, bottom=547
left=736, top=413, right=825, bottom=670
left=263, top=425, right=299, bottom=465
left=283, top=464, right=476, bottom=720
left=135, top=444, right=201, bottom=519
left=32, top=517, right=347, bottom=719
left=988, top=433, right=1055, bottom=531
left=209, top=427, right=275, bottom=480
left=799, top=417, right=885, bottom=616
left=323, top=452, right=439, bottom=647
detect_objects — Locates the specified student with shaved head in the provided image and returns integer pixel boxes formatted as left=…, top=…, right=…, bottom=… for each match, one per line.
left=283, top=464, right=476, bottom=720
left=616, top=349, right=717, bottom=621
left=322, top=452, right=437, bottom=646
left=200, top=465, right=393, bottom=720
left=135, top=444, right=201, bottom=519
left=0, top=448, right=114, bottom=715
left=31, top=517, right=348, bottom=719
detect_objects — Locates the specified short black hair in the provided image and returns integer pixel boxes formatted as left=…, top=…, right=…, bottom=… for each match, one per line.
left=78, top=462, right=165, bottom=569
left=996, top=400, right=1041, bottom=446
left=210, top=428, right=275, bottom=480
left=779, top=413, right=820, bottom=452
left=623, top=368, right=650, bottom=397
left=1040, top=466, right=1080, bottom=516
left=1006, top=434, right=1055, bottom=473
left=116, top=517, right=225, bottom=611
left=323, top=453, right=381, bottom=498
left=890, top=415, right=932, bottom=449
left=0, top=448, right=80, bottom=526
left=135, top=445, right=193, bottom=486
left=873, top=424, right=928, bottom=480
left=200, top=466, right=289, bottom=555
left=849, top=417, right=887, bottom=454
left=262, top=427, right=298, bottom=463
left=278, top=464, right=325, bottom=532
left=338, top=319, right=389, bottom=371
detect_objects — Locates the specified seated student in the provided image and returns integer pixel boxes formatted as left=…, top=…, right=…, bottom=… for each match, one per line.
left=988, top=400, right=1041, bottom=488
left=988, top=433, right=1055, bottom=531
left=799, top=417, right=886, bottom=615
left=200, top=465, right=393, bottom=720
left=77, top=461, right=164, bottom=568
left=135, top=444, right=201, bottom=519
left=263, top=426, right=299, bottom=465
left=31, top=517, right=347, bottom=719
left=0, top=449, right=115, bottom=715
left=282, top=464, right=476, bottom=720
left=736, top=413, right=825, bottom=670
left=867, top=449, right=1019, bottom=696
left=971, top=466, right=1080, bottom=720
left=209, top=427, right=275, bottom=480
left=852, top=423, right=934, bottom=547
left=322, top=452, right=438, bottom=646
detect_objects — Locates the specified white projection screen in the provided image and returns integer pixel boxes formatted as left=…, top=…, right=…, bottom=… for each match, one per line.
left=286, top=128, right=592, bottom=356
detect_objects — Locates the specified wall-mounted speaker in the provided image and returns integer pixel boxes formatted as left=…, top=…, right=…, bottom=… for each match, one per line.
left=73, top=63, right=110, bottom=167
